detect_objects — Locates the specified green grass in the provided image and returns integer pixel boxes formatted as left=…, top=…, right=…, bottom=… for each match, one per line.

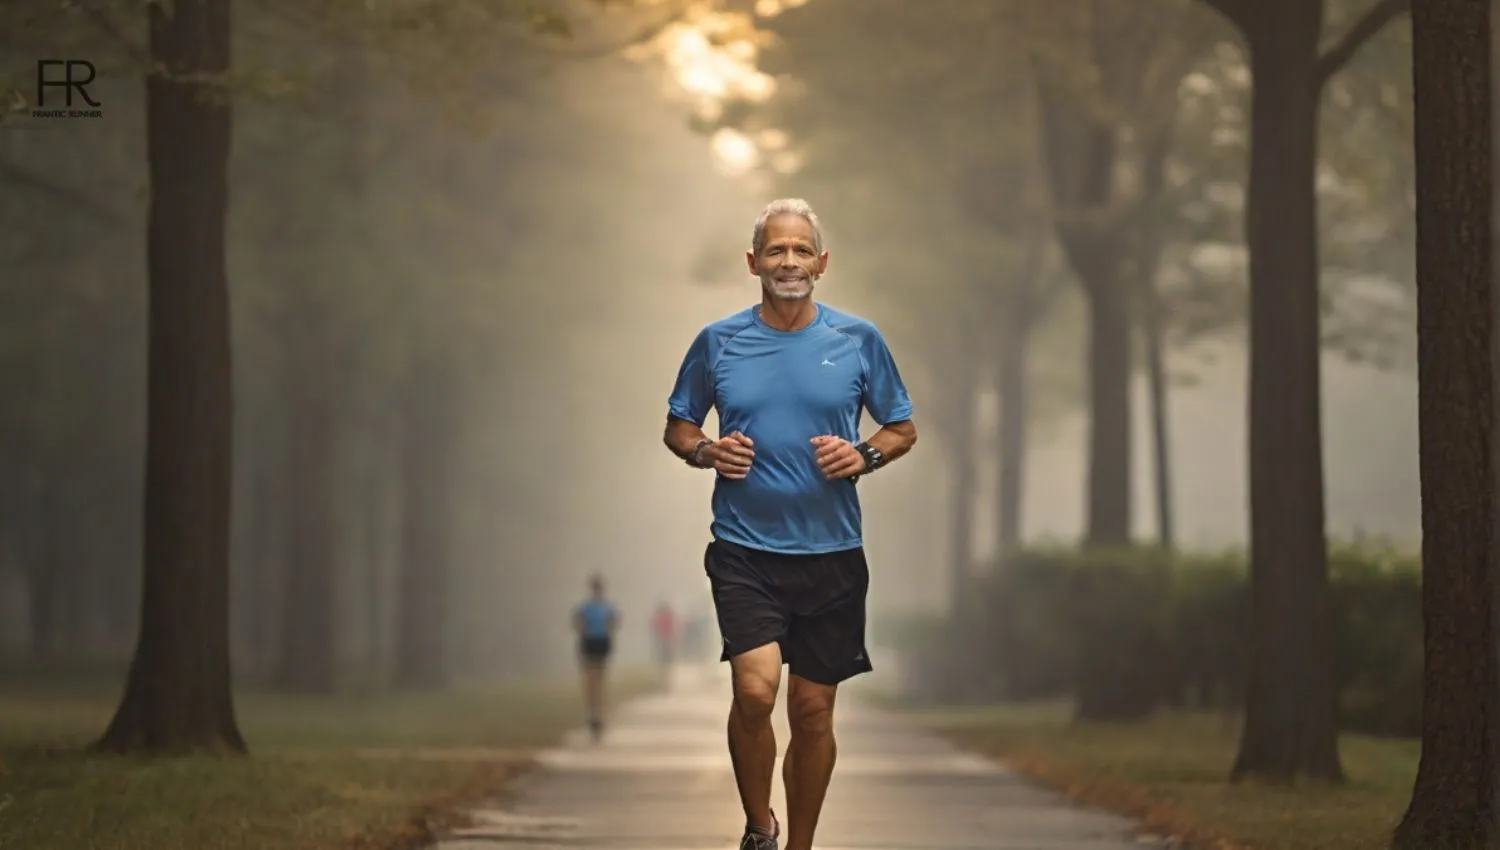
left=907, top=701, right=1419, bottom=850
left=0, top=664, right=659, bottom=850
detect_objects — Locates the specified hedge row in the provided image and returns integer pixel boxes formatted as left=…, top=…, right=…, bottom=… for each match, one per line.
left=893, top=545, right=1422, bottom=738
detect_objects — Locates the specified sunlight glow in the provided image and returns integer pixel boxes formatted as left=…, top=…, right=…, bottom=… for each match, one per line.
left=754, top=0, right=809, bottom=17
left=711, top=127, right=760, bottom=175
left=755, top=128, right=789, bottom=150
left=768, top=150, right=803, bottom=175
left=626, top=1, right=799, bottom=177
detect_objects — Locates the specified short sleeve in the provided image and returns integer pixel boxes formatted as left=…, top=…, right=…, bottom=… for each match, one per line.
left=859, top=326, right=914, bottom=425
left=666, top=327, right=715, bottom=425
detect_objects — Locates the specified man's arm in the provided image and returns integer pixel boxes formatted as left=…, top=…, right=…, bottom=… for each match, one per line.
left=668, top=416, right=756, bottom=477
left=664, top=416, right=711, bottom=462
left=664, top=327, right=715, bottom=463
left=865, top=419, right=917, bottom=465
left=855, top=322, right=917, bottom=473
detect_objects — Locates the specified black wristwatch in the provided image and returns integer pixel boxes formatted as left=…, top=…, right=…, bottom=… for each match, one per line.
left=849, top=441, right=885, bottom=484
left=687, top=438, right=713, bottom=468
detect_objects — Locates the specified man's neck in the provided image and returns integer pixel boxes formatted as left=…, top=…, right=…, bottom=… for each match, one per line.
left=759, top=296, right=817, bottom=332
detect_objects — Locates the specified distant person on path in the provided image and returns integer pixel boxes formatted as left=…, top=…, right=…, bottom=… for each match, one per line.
left=651, top=600, right=679, bottom=674
left=572, top=574, right=619, bottom=741
left=661, top=198, right=918, bottom=850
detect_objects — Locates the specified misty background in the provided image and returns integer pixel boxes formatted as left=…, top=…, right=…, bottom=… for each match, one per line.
left=0, top=0, right=1416, bottom=681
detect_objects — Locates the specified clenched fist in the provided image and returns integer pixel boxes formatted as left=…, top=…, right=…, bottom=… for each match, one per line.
left=812, top=435, right=863, bottom=480
left=707, top=431, right=756, bottom=479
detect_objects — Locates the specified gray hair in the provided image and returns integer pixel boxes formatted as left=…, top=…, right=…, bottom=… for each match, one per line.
left=751, top=198, right=825, bottom=256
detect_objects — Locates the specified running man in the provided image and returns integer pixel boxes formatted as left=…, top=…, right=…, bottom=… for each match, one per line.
left=661, top=198, right=918, bottom=850
left=572, top=574, right=619, bottom=741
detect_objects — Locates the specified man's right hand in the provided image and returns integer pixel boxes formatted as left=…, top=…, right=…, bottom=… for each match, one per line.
left=707, top=432, right=755, bottom=479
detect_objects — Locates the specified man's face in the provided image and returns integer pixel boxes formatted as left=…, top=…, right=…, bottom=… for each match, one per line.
left=747, top=214, right=829, bottom=301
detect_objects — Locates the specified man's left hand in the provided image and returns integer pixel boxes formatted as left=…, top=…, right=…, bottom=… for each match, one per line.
left=812, top=435, right=864, bottom=480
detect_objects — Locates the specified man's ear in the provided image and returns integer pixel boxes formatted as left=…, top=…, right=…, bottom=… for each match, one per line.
left=816, top=251, right=830, bottom=275
left=745, top=250, right=759, bottom=275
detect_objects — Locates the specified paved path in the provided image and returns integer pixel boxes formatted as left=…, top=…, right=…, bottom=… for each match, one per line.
left=432, top=664, right=1162, bottom=850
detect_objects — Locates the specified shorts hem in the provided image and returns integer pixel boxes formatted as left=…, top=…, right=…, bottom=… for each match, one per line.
left=788, top=658, right=873, bottom=687
left=719, top=635, right=783, bottom=663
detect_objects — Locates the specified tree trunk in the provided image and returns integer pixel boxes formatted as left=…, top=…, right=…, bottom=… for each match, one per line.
left=274, top=322, right=338, bottom=693
left=936, top=352, right=986, bottom=702
left=365, top=464, right=387, bottom=678
left=26, top=475, right=58, bottom=663
left=1135, top=130, right=1175, bottom=554
left=269, top=43, right=373, bottom=692
left=996, top=261, right=1044, bottom=552
left=232, top=423, right=267, bottom=679
left=1231, top=3, right=1341, bottom=782
left=1143, top=289, right=1174, bottom=550
left=945, top=367, right=978, bottom=592
left=51, top=482, right=91, bottom=657
left=1391, top=2, right=1499, bottom=846
left=246, top=426, right=283, bottom=680
left=394, top=348, right=452, bottom=690
left=1083, top=280, right=1132, bottom=546
left=995, top=326, right=1028, bottom=552
left=1035, top=78, right=1134, bottom=549
left=25, top=549, right=57, bottom=663
left=95, top=0, right=244, bottom=754
left=96, top=491, right=139, bottom=653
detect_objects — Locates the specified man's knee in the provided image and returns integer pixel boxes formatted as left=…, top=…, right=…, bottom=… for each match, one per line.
left=787, top=679, right=836, bottom=737
left=730, top=644, right=782, bottom=722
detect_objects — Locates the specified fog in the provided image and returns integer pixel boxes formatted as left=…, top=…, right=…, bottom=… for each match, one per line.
left=0, top=0, right=1417, bottom=687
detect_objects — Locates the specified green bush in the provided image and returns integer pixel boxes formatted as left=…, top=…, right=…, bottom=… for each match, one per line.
left=1168, top=552, right=1248, bottom=712
left=1065, top=548, right=1176, bottom=721
left=1329, top=545, right=1423, bottom=737
left=910, top=544, right=1422, bottom=738
left=987, top=549, right=1078, bottom=701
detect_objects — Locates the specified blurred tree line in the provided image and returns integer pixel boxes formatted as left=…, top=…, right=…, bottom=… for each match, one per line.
left=671, top=0, right=1412, bottom=786
left=0, top=0, right=693, bottom=752
left=6, top=0, right=1500, bottom=845
left=661, top=1, right=1495, bottom=845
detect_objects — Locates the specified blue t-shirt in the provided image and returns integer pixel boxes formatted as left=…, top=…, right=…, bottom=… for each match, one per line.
left=576, top=600, right=617, bottom=639
left=666, top=303, right=914, bottom=555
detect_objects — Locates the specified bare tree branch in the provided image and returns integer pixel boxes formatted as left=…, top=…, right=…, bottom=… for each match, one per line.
left=1315, top=0, right=1409, bottom=87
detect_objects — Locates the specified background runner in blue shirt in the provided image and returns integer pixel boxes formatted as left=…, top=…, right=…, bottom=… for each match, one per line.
left=571, top=574, right=618, bottom=741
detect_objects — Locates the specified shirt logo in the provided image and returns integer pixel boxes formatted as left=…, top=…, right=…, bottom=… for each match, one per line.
left=821, top=358, right=836, bottom=367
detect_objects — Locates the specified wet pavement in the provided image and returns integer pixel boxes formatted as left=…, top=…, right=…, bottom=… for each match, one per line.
left=432, top=665, right=1159, bottom=850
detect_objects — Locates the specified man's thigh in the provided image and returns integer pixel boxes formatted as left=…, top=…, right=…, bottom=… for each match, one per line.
left=783, top=547, right=873, bottom=686
left=704, top=539, right=789, bottom=661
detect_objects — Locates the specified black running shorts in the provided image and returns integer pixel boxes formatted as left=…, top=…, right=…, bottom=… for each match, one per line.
left=579, top=635, right=612, bottom=661
left=703, top=537, right=873, bottom=686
